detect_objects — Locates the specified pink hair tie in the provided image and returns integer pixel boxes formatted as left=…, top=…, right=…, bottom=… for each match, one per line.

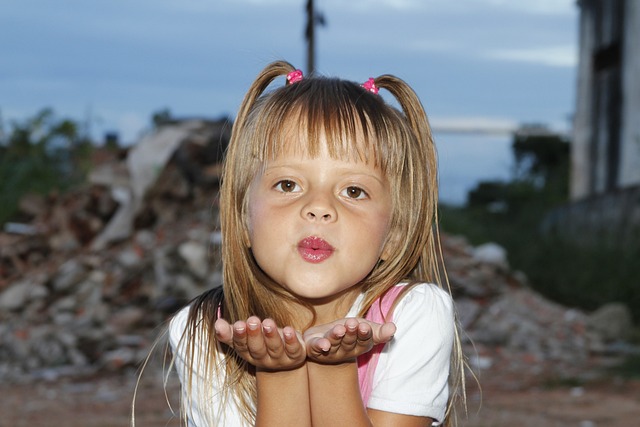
left=287, top=69, right=303, bottom=84
left=362, top=78, right=378, bottom=94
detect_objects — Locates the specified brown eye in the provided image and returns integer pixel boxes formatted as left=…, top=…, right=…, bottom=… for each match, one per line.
left=343, top=186, right=367, bottom=199
left=276, top=180, right=298, bottom=193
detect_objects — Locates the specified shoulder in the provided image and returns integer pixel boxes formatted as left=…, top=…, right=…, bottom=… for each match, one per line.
left=169, top=304, right=192, bottom=348
left=387, top=283, right=455, bottom=362
left=393, top=282, right=454, bottom=324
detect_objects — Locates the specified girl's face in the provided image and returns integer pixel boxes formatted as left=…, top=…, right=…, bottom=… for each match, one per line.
left=246, top=136, right=393, bottom=311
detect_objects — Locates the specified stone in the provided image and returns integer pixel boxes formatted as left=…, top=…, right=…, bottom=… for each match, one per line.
left=52, top=259, right=87, bottom=293
left=0, top=280, right=36, bottom=311
left=472, top=242, right=509, bottom=270
left=587, top=302, right=634, bottom=342
left=178, top=240, right=208, bottom=278
left=108, top=307, right=146, bottom=335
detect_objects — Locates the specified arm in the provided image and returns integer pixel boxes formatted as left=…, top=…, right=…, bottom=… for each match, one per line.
left=307, top=361, right=433, bottom=427
left=304, top=318, right=433, bottom=427
left=306, top=319, right=373, bottom=426
left=256, top=365, right=310, bottom=427
left=215, top=316, right=312, bottom=427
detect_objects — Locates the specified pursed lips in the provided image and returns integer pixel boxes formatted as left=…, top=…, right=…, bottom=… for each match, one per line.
left=297, top=236, right=334, bottom=263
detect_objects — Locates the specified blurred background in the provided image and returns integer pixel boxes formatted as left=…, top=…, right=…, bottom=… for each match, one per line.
left=1, top=0, right=639, bottom=425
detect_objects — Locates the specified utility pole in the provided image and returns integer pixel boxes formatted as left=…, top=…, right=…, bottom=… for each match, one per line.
left=305, top=0, right=315, bottom=75
left=305, top=0, right=325, bottom=76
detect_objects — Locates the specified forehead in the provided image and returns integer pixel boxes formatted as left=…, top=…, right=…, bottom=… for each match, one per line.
left=261, top=107, right=385, bottom=172
left=279, top=115, right=373, bottom=158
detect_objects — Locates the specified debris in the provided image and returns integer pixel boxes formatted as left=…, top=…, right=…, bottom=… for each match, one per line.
left=0, top=118, right=635, bottom=385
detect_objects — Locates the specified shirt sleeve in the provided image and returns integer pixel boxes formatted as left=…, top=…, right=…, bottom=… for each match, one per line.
left=366, top=283, right=454, bottom=425
left=169, top=306, right=207, bottom=427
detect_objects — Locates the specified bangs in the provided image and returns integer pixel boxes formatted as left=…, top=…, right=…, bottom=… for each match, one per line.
left=245, top=78, right=407, bottom=175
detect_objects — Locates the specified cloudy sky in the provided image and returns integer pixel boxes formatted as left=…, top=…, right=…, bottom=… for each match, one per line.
left=0, top=0, right=579, bottom=204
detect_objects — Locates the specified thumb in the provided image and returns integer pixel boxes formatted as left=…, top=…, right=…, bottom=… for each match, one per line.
left=373, top=322, right=396, bottom=344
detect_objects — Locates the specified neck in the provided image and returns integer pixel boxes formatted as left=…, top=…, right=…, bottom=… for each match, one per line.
left=301, top=285, right=363, bottom=327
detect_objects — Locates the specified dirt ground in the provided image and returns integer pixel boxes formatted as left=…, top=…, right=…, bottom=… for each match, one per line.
left=2, top=361, right=639, bottom=427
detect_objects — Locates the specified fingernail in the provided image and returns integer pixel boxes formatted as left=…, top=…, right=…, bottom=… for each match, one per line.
left=263, top=325, right=273, bottom=333
left=247, top=322, right=259, bottom=331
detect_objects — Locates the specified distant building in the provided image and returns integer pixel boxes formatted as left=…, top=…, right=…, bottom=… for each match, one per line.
left=543, top=0, right=640, bottom=244
left=571, top=0, right=640, bottom=200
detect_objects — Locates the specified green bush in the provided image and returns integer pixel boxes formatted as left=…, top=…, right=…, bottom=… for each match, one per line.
left=439, top=127, right=639, bottom=323
left=440, top=203, right=640, bottom=323
left=0, top=108, right=93, bottom=225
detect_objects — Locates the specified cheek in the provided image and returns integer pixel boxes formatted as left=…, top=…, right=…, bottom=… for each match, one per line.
left=245, top=189, right=263, bottom=247
left=246, top=204, right=261, bottom=246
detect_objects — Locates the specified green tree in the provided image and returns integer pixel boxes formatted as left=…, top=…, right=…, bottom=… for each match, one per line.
left=0, top=108, right=93, bottom=225
left=465, top=126, right=570, bottom=215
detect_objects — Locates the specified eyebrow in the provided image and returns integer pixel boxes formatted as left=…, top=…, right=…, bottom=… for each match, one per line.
left=263, top=163, right=388, bottom=187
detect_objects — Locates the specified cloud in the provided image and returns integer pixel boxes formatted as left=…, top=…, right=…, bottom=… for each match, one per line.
left=486, top=45, right=578, bottom=68
left=430, top=116, right=518, bottom=135
left=484, top=0, right=576, bottom=15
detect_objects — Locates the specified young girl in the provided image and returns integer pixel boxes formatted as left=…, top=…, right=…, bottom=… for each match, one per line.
left=168, top=60, right=464, bottom=426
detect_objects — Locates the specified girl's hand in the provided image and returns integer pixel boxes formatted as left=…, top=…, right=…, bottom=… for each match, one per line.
left=214, top=316, right=306, bottom=371
left=303, top=318, right=396, bottom=364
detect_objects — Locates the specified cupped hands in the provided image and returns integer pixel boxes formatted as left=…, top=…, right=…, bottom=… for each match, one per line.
left=214, top=317, right=396, bottom=371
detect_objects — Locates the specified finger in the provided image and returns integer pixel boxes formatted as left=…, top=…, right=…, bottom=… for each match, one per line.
left=232, top=320, right=249, bottom=352
left=214, top=318, right=234, bottom=344
left=340, top=318, right=359, bottom=349
left=262, top=318, right=284, bottom=358
left=308, top=336, right=331, bottom=356
left=328, top=323, right=346, bottom=342
left=356, top=322, right=374, bottom=351
left=375, top=322, right=397, bottom=344
left=245, top=316, right=267, bottom=358
left=282, top=326, right=305, bottom=359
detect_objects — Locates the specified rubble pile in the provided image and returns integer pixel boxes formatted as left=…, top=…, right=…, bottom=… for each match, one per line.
left=441, top=237, right=632, bottom=384
left=0, top=119, right=228, bottom=382
left=0, top=119, right=635, bottom=384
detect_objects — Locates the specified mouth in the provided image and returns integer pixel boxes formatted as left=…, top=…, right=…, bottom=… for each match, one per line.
left=297, top=236, right=334, bottom=263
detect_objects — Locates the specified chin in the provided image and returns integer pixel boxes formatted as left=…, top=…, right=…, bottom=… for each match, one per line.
left=289, top=285, right=359, bottom=303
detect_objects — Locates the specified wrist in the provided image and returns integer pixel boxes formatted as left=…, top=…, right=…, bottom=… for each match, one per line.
left=307, top=355, right=358, bottom=366
left=307, top=358, right=357, bottom=370
left=256, top=362, right=307, bottom=375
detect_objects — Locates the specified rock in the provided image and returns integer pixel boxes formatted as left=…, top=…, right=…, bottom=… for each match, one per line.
left=108, top=307, right=146, bottom=335
left=52, top=259, right=88, bottom=293
left=587, top=303, right=633, bottom=342
left=178, top=240, right=208, bottom=278
left=101, top=347, right=137, bottom=370
left=472, top=242, right=509, bottom=270
left=0, top=280, right=46, bottom=312
left=454, top=297, right=483, bottom=329
left=116, top=247, right=144, bottom=269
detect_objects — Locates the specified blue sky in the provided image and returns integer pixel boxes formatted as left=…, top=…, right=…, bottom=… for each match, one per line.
left=0, top=0, right=578, bottom=204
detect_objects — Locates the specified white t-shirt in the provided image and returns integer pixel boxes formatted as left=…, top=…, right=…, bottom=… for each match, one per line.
left=169, top=282, right=454, bottom=426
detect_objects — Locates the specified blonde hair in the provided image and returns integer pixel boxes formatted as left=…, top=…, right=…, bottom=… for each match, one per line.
left=175, top=60, right=465, bottom=425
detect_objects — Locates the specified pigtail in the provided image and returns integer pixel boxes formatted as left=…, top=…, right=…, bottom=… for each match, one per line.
left=375, top=75, right=435, bottom=149
left=355, top=74, right=440, bottom=316
left=232, top=60, right=297, bottom=142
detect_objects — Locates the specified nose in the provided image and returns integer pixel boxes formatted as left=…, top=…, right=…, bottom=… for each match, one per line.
left=302, top=192, right=337, bottom=223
